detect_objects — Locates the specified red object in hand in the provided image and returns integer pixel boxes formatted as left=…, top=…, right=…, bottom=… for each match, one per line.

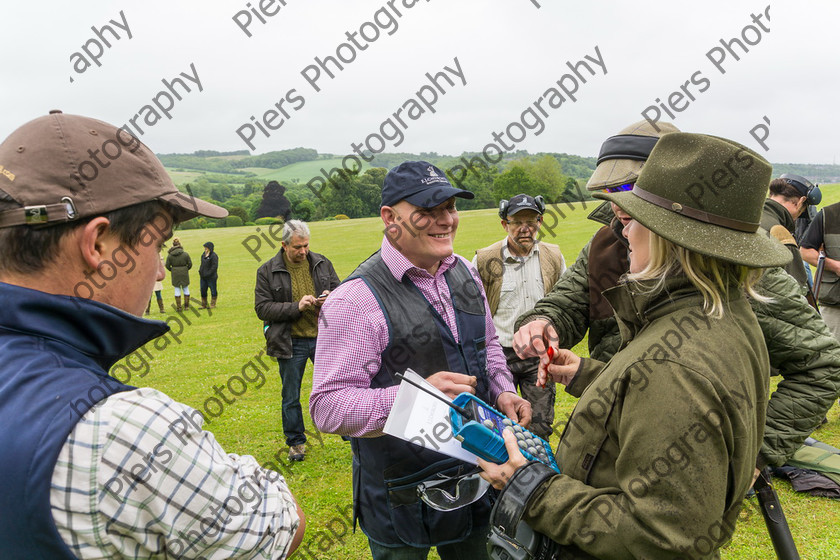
left=538, top=346, right=554, bottom=389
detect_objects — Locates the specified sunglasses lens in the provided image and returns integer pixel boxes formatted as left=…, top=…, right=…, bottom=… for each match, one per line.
left=417, top=473, right=490, bottom=512
left=605, top=183, right=634, bottom=193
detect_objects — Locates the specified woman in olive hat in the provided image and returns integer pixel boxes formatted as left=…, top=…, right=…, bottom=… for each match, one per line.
left=478, top=133, right=791, bottom=559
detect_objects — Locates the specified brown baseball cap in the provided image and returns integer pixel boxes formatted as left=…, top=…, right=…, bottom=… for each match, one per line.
left=0, top=111, right=227, bottom=228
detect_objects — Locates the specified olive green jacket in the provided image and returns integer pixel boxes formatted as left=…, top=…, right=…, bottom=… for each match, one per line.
left=516, top=202, right=840, bottom=468
left=165, top=246, right=192, bottom=287
left=523, top=278, right=768, bottom=559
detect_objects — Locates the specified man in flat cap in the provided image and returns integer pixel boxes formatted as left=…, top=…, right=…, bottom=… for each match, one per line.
left=473, top=193, right=565, bottom=440
left=0, top=112, right=304, bottom=559
left=311, top=161, right=531, bottom=559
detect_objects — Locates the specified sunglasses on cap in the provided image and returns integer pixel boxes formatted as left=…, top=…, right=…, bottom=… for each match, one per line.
left=416, top=469, right=490, bottom=512
left=603, top=183, right=634, bottom=194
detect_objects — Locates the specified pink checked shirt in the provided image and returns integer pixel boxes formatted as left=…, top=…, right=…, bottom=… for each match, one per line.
left=310, top=237, right=515, bottom=437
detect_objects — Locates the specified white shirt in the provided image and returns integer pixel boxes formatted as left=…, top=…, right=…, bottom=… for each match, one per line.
left=473, top=239, right=554, bottom=347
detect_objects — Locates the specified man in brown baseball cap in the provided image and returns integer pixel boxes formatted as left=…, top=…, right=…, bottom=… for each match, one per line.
left=0, top=112, right=304, bottom=558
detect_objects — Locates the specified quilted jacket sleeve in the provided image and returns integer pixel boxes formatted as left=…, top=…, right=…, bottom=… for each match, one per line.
left=751, top=266, right=840, bottom=468
left=515, top=239, right=592, bottom=351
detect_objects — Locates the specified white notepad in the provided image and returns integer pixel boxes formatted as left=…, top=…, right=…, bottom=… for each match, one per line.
left=383, top=369, right=479, bottom=464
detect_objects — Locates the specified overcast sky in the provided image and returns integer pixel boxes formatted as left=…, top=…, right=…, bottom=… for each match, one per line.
left=2, top=1, right=837, bottom=164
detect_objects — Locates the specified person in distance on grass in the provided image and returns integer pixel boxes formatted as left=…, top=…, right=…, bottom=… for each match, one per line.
left=481, top=132, right=789, bottom=558
left=0, top=111, right=304, bottom=559
left=516, top=120, right=840, bottom=474
left=146, top=247, right=166, bottom=314
left=472, top=193, right=566, bottom=440
left=254, top=219, right=340, bottom=462
left=165, top=236, right=192, bottom=311
left=310, top=161, right=531, bottom=559
left=199, top=240, right=220, bottom=309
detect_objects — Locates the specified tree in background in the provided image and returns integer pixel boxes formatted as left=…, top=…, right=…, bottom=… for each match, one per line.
left=493, top=166, right=542, bottom=201
left=292, top=199, right=316, bottom=221
left=211, top=184, right=233, bottom=202
left=255, top=181, right=292, bottom=220
left=318, top=166, right=385, bottom=219
left=227, top=206, right=250, bottom=224
left=446, top=163, right=498, bottom=211
left=492, top=156, right=568, bottom=203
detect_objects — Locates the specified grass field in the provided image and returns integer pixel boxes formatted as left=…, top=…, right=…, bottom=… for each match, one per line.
left=131, top=186, right=840, bottom=559
left=162, top=157, right=375, bottom=190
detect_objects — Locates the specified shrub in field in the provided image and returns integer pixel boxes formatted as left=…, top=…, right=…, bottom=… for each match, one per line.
left=178, top=219, right=198, bottom=230
left=255, top=217, right=284, bottom=225
left=335, top=214, right=350, bottom=220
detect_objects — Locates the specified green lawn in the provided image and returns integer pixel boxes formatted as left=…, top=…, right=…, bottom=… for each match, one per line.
left=130, top=193, right=840, bottom=559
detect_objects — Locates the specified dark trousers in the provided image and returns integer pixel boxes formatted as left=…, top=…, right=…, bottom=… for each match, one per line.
left=278, top=337, right=316, bottom=446
left=200, top=277, right=218, bottom=298
left=367, top=528, right=491, bottom=560
left=503, top=346, right=556, bottom=440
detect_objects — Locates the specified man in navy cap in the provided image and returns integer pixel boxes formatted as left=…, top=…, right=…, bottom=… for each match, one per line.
left=473, top=194, right=565, bottom=440
left=311, top=161, right=531, bottom=559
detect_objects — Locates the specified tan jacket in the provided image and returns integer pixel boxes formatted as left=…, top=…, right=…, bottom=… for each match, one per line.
left=474, top=240, right=565, bottom=316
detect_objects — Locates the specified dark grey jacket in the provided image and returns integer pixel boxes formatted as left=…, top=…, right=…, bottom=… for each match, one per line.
left=254, top=249, right=340, bottom=359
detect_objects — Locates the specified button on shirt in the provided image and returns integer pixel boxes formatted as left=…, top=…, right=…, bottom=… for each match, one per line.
left=473, top=240, right=545, bottom=347
left=310, top=237, right=515, bottom=438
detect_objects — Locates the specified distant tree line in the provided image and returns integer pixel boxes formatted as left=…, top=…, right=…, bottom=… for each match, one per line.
left=175, top=154, right=595, bottom=230
left=169, top=146, right=840, bottom=231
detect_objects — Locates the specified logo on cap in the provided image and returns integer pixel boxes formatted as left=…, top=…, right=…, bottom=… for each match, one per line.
left=0, top=165, right=15, bottom=182
left=420, top=165, right=448, bottom=186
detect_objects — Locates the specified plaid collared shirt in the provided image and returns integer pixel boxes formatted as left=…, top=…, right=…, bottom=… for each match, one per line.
left=310, top=237, right=515, bottom=437
left=51, top=387, right=300, bottom=559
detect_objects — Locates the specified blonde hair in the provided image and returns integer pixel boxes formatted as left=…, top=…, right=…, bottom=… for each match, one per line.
left=626, top=230, right=767, bottom=318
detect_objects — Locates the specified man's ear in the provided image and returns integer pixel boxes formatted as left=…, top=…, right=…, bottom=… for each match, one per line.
left=77, top=217, right=116, bottom=271
left=381, top=205, right=397, bottom=227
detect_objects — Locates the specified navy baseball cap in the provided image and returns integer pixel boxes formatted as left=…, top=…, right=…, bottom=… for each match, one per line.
left=381, top=161, right=474, bottom=208
left=504, top=194, right=543, bottom=218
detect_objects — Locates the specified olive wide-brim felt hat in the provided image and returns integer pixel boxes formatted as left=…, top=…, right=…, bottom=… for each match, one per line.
left=594, top=133, right=791, bottom=269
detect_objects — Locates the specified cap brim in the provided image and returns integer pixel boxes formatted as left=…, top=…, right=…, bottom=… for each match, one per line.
left=159, top=191, right=228, bottom=220
left=593, top=190, right=792, bottom=268
left=586, top=159, right=644, bottom=192
left=402, top=186, right=474, bottom=208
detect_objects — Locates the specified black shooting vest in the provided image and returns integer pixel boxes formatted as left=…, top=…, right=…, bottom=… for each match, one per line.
left=346, top=251, right=493, bottom=547
left=819, top=204, right=840, bottom=305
